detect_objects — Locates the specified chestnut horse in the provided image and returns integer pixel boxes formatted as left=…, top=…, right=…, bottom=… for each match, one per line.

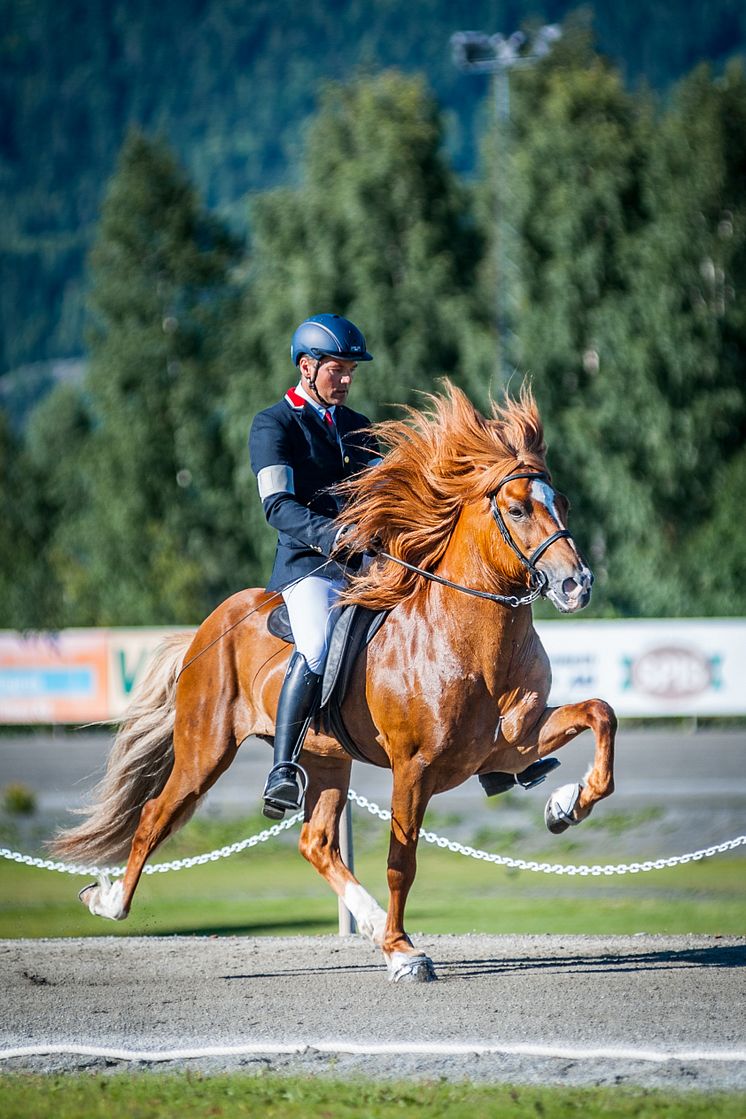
left=54, top=385, right=616, bottom=982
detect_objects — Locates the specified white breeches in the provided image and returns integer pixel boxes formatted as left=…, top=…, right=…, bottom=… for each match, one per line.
left=282, top=575, right=344, bottom=674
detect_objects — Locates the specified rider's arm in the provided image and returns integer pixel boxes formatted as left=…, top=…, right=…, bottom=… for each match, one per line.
left=249, top=411, right=341, bottom=558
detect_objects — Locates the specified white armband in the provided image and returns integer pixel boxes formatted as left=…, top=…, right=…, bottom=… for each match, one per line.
left=257, top=464, right=295, bottom=500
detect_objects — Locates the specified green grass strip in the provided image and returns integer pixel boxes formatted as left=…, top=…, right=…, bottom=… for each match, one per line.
left=1, top=1073, right=745, bottom=1119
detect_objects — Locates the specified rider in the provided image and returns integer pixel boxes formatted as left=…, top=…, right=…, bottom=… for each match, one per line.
left=249, top=313, right=379, bottom=819
left=250, top=312, right=558, bottom=818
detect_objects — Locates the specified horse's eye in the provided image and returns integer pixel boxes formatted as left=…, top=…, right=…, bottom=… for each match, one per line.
left=508, top=505, right=524, bottom=519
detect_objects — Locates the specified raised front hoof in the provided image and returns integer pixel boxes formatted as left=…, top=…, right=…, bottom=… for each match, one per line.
left=387, top=952, right=437, bottom=983
left=544, top=782, right=583, bottom=835
left=78, top=876, right=127, bottom=921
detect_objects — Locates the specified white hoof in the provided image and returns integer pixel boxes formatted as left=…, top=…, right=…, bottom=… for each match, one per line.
left=386, top=951, right=437, bottom=983
left=545, top=782, right=583, bottom=835
left=79, top=876, right=127, bottom=920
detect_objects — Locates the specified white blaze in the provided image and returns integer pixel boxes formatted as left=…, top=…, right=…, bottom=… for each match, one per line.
left=531, top=478, right=561, bottom=524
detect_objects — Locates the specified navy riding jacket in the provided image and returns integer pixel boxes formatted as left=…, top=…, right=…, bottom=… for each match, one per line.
left=249, top=387, right=380, bottom=592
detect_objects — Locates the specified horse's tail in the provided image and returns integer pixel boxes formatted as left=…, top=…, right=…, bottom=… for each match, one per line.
left=50, top=633, right=193, bottom=866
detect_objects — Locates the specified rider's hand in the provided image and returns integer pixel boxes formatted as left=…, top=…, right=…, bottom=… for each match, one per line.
left=332, top=524, right=382, bottom=562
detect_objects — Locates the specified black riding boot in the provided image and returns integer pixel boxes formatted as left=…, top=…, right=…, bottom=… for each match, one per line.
left=263, top=651, right=322, bottom=819
left=479, top=757, right=561, bottom=797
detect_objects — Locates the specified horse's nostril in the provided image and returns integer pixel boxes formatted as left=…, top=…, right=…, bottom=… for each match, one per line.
left=562, top=577, right=578, bottom=595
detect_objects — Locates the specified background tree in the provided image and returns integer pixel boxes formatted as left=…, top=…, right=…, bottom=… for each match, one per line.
left=501, top=30, right=654, bottom=615
left=53, top=131, right=246, bottom=625
left=501, top=32, right=746, bottom=617
left=0, top=410, right=57, bottom=629
left=224, top=71, right=495, bottom=588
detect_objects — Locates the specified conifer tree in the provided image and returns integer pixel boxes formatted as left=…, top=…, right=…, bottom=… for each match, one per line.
left=224, top=71, right=494, bottom=587
left=643, top=60, right=746, bottom=613
left=61, top=130, right=244, bottom=624
left=501, top=32, right=654, bottom=614
left=229, top=71, right=493, bottom=419
left=503, top=40, right=746, bottom=616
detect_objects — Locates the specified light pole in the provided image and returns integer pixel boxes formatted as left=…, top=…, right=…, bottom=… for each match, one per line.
left=450, top=26, right=561, bottom=384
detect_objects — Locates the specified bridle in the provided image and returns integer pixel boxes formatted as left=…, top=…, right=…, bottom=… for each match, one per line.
left=379, top=469, right=572, bottom=609
left=489, top=469, right=572, bottom=592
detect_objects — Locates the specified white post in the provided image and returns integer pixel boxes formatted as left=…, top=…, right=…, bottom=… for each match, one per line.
left=337, top=798, right=357, bottom=935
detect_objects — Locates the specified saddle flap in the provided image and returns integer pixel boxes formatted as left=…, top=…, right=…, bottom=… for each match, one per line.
left=321, top=604, right=388, bottom=709
left=320, top=605, right=359, bottom=708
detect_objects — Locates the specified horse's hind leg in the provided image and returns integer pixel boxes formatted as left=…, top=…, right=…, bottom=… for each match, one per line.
left=298, top=751, right=388, bottom=946
left=80, top=719, right=237, bottom=920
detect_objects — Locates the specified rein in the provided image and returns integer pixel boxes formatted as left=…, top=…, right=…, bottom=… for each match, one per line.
left=378, top=470, right=572, bottom=610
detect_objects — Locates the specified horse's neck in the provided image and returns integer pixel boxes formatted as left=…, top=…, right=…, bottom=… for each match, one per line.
left=422, top=582, right=535, bottom=676
left=423, top=506, right=538, bottom=682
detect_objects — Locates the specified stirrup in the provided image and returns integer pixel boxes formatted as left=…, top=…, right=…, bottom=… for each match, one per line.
left=262, top=761, right=309, bottom=820
left=516, top=756, right=560, bottom=790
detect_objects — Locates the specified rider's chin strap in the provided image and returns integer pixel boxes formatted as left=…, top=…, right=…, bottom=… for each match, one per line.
left=489, top=470, right=572, bottom=590
left=306, top=355, right=334, bottom=409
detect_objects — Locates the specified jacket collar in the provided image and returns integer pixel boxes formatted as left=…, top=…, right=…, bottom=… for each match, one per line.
left=285, top=385, right=342, bottom=423
left=284, top=385, right=308, bottom=410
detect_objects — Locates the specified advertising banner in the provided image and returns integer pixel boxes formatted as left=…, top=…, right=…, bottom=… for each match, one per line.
left=0, top=630, right=110, bottom=723
left=537, top=618, right=746, bottom=717
left=106, top=628, right=192, bottom=718
left=0, top=619, right=744, bottom=722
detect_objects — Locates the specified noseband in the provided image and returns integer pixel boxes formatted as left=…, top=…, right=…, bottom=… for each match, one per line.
left=378, top=469, right=573, bottom=609
left=489, top=470, right=572, bottom=594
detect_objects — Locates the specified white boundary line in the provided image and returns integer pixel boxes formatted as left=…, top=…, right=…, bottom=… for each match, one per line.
left=2, top=1041, right=746, bottom=1064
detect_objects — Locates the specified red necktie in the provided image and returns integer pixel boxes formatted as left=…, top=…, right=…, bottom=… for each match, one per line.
left=324, top=410, right=336, bottom=432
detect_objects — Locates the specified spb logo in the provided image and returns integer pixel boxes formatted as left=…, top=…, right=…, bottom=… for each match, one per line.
left=622, top=646, right=722, bottom=699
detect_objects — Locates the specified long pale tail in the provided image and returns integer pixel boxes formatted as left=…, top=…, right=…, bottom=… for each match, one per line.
left=50, top=633, right=193, bottom=865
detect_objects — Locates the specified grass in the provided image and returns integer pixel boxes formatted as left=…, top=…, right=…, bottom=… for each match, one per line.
left=1, top=1074, right=745, bottom=1119
left=1, top=808, right=744, bottom=939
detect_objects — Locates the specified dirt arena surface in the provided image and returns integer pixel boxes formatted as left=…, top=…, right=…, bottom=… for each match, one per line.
left=3, top=933, right=745, bottom=1090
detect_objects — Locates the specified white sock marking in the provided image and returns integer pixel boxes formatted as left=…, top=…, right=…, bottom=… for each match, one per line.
left=342, top=883, right=387, bottom=944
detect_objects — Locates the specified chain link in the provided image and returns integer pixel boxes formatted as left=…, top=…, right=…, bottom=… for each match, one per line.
left=2, top=791, right=744, bottom=879
left=0, top=812, right=303, bottom=879
left=345, top=791, right=746, bottom=877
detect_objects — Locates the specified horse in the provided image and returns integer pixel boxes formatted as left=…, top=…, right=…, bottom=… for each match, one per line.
left=53, top=383, right=616, bottom=983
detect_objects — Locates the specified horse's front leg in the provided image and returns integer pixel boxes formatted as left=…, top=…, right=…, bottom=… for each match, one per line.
left=298, top=750, right=388, bottom=946
left=382, top=761, right=437, bottom=983
left=529, top=699, right=617, bottom=832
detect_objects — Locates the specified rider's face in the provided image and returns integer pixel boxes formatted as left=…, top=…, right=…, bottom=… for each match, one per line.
left=300, top=355, right=357, bottom=408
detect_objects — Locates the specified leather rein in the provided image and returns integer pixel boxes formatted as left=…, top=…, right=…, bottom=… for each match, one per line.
left=379, top=470, right=572, bottom=609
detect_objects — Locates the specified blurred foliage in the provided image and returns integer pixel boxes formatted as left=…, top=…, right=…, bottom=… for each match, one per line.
left=2, top=17, right=746, bottom=622
left=2, top=1, right=746, bottom=376
left=2, top=782, right=36, bottom=815
left=503, top=31, right=746, bottom=616
left=21, top=132, right=249, bottom=624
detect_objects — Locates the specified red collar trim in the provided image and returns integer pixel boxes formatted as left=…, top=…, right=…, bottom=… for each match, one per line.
left=284, top=386, right=306, bottom=410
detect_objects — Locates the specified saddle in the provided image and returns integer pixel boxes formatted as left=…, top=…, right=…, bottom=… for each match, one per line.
left=266, top=601, right=388, bottom=761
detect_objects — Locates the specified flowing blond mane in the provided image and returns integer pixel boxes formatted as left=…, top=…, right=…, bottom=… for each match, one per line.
left=336, top=381, right=547, bottom=610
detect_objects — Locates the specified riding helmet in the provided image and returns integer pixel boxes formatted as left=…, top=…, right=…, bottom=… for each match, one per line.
left=291, top=313, right=373, bottom=365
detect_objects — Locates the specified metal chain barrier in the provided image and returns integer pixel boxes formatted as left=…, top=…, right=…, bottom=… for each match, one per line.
left=0, top=812, right=303, bottom=879
left=348, top=791, right=746, bottom=877
left=1, top=790, right=744, bottom=879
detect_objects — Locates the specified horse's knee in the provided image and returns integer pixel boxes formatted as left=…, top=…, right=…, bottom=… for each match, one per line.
left=587, top=698, right=617, bottom=736
left=299, top=823, right=333, bottom=872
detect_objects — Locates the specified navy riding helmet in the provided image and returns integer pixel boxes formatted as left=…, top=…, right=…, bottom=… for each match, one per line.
left=291, top=313, right=373, bottom=366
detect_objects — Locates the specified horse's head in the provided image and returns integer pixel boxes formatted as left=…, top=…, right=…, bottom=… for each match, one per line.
left=488, top=469, right=593, bottom=613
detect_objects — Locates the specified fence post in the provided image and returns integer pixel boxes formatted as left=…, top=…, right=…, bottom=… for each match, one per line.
left=337, top=798, right=357, bottom=935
